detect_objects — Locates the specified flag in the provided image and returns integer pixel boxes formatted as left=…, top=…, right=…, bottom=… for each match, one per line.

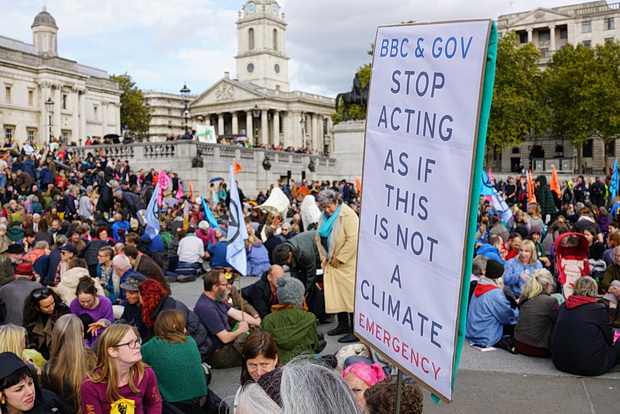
left=233, top=162, right=243, bottom=174
left=355, top=177, right=362, bottom=197
left=157, top=170, right=171, bottom=206
left=480, top=169, right=494, bottom=201
left=144, top=181, right=161, bottom=239
left=201, top=196, right=221, bottom=230
left=527, top=170, right=537, bottom=203
left=182, top=201, right=190, bottom=231
left=488, top=168, right=494, bottom=185
left=189, top=180, right=195, bottom=202
left=491, top=187, right=513, bottom=223
left=550, top=165, right=562, bottom=198
left=226, top=165, right=248, bottom=275
left=611, top=158, right=619, bottom=200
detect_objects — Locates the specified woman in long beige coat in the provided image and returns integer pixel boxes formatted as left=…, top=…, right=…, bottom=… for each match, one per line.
left=316, top=189, right=359, bottom=343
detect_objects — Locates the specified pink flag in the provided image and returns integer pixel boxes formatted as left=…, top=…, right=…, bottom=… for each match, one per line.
left=157, top=170, right=171, bottom=206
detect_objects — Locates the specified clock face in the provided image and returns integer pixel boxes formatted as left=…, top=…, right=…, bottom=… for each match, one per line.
left=247, top=63, right=254, bottom=73
left=274, top=64, right=280, bottom=73
left=247, top=2, right=256, bottom=14
left=271, top=3, right=279, bottom=15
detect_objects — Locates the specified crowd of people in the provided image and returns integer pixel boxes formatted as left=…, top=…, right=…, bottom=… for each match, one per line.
left=0, top=140, right=420, bottom=414
left=468, top=173, right=620, bottom=376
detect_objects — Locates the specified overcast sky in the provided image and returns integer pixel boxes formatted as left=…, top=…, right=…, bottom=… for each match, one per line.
left=2, top=0, right=577, bottom=97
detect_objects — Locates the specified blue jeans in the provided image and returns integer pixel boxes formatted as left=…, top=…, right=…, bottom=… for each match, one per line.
left=0, top=174, right=6, bottom=189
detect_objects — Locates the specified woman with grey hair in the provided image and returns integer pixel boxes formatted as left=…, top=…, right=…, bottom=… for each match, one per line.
left=514, top=269, right=559, bottom=356
left=551, top=276, right=620, bottom=375
left=316, top=189, right=360, bottom=343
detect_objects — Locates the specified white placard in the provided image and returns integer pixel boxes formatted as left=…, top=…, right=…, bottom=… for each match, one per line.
left=355, top=20, right=492, bottom=401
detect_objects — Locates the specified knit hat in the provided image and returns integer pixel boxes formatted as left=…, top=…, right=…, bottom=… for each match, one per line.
left=0, top=352, right=27, bottom=381
left=485, top=259, right=505, bottom=279
left=120, top=274, right=147, bottom=292
left=529, top=225, right=542, bottom=235
left=14, top=262, right=34, bottom=277
left=276, top=277, right=304, bottom=309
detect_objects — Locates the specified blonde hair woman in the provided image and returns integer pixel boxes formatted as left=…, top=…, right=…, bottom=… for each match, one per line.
left=42, top=314, right=95, bottom=413
left=0, top=324, right=26, bottom=358
left=514, top=270, right=559, bottom=356
left=503, top=239, right=543, bottom=297
left=80, top=324, right=162, bottom=413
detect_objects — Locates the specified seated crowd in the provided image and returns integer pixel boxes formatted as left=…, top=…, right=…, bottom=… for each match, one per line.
left=467, top=174, right=620, bottom=375
left=0, top=144, right=421, bottom=413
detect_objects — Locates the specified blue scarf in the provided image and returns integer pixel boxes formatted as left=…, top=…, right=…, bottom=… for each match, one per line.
left=318, top=204, right=342, bottom=248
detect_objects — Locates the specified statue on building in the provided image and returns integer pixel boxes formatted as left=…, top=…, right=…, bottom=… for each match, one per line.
left=335, top=73, right=369, bottom=120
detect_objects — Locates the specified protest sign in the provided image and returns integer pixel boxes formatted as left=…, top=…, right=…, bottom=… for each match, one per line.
left=355, top=20, right=494, bottom=401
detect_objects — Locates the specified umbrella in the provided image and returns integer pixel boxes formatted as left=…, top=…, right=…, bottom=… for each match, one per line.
left=103, top=133, right=120, bottom=139
left=210, top=177, right=224, bottom=183
left=236, top=136, right=249, bottom=142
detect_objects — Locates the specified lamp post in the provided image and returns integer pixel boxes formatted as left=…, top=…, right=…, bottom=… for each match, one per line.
left=180, top=83, right=191, bottom=136
left=45, top=97, right=54, bottom=143
left=252, top=105, right=261, bottom=146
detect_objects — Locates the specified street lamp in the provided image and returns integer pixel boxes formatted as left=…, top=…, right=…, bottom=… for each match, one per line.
left=180, top=83, right=191, bottom=136
left=252, top=105, right=261, bottom=146
left=45, top=97, right=54, bottom=142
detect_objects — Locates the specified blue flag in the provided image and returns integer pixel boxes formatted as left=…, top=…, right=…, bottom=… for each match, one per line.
left=611, top=158, right=619, bottom=200
left=144, top=181, right=161, bottom=239
left=226, top=166, right=248, bottom=275
left=480, top=169, right=494, bottom=198
left=201, top=196, right=221, bottom=230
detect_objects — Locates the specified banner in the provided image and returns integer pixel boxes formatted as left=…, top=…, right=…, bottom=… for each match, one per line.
left=356, top=20, right=494, bottom=401
left=226, top=165, right=248, bottom=275
left=196, top=124, right=217, bottom=143
left=144, top=181, right=161, bottom=239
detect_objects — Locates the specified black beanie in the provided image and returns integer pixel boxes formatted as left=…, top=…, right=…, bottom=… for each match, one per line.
left=0, top=352, right=27, bottom=381
left=485, top=259, right=505, bottom=279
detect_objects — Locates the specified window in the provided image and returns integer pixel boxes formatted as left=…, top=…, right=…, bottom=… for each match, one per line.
left=606, top=37, right=615, bottom=43
left=559, top=27, right=568, bottom=39
left=583, top=139, right=594, bottom=157
left=519, top=31, right=528, bottom=44
left=93, top=105, right=98, bottom=119
left=5, top=127, right=13, bottom=140
left=583, top=40, right=592, bottom=47
left=27, top=129, right=35, bottom=142
left=608, top=140, right=616, bottom=157
left=28, top=90, right=34, bottom=106
left=605, top=17, right=615, bottom=30
left=540, top=48, right=549, bottom=58
left=512, top=147, right=520, bottom=154
left=582, top=20, right=592, bottom=33
left=249, top=28, right=255, bottom=50
left=62, top=94, right=67, bottom=110
left=538, top=29, right=550, bottom=42
left=273, top=29, right=278, bottom=50
left=5, top=86, right=10, bottom=104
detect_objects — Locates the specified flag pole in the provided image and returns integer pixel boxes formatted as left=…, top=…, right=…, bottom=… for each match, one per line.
left=394, top=369, right=403, bottom=414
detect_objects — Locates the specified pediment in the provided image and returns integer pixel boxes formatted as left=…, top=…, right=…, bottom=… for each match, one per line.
left=511, top=8, right=571, bottom=26
left=191, top=79, right=264, bottom=107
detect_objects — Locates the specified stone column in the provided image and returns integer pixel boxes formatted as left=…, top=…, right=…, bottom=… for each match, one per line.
left=72, top=88, right=80, bottom=140
left=311, top=113, right=318, bottom=151
left=282, top=112, right=291, bottom=148
left=549, top=25, right=556, bottom=51
left=79, top=91, right=86, bottom=139
left=102, top=102, right=109, bottom=139
left=246, top=111, right=253, bottom=141
left=261, top=109, right=269, bottom=145
left=232, top=112, right=239, bottom=135
left=53, top=85, right=61, bottom=140
left=292, top=111, right=302, bottom=148
left=217, top=113, right=224, bottom=136
left=273, top=111, right=280, bottom=145
left=527, top=28, right=533, bottom=43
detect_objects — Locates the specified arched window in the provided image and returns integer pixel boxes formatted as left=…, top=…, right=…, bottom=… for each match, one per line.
left=249, top=28, right=255, bottom=50
left=273, top=29, right=278, bottom=50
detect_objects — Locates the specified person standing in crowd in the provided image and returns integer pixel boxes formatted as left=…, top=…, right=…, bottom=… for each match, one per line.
left=316, top=189, right=359, bottom=343
left=80, top=324, right=162, bottom=413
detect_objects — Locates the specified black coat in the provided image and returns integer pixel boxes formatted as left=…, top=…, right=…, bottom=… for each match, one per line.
left=242, top=272, right=274, bottom=319
left=551, top=299, right=618, bottom=376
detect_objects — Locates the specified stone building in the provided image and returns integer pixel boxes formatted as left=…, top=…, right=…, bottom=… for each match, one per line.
left=143, top=90, right=197, bottom=141
left=0, top=7, right=121, bottom=145
left=496, top=1, right=620, bottom=174
left=190, top=0, right=335, bottom=154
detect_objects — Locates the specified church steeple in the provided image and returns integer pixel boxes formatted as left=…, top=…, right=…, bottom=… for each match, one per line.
left=235, top=0, right=289, bottom=91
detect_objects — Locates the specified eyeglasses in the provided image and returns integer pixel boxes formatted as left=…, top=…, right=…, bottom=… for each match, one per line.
left=32, top=287, right=51, bottom=299
left=112, top=337, right=142, bottom=349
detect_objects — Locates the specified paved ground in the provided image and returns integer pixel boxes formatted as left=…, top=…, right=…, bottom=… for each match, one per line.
left=172, top=276, right=620, bottom=413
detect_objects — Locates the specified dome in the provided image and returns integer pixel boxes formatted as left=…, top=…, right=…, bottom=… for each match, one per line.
left=31, top=7, right=58, bottom=29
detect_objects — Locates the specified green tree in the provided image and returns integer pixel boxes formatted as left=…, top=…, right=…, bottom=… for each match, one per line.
left=110, top=73, right=149, bottom=137
left=544, top=44, right=597, bottom=171
left=486, top=31, right=546, bottom=169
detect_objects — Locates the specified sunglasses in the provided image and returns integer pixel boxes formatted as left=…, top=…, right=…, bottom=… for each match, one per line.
left=32, top=287, right=51, bottom=299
